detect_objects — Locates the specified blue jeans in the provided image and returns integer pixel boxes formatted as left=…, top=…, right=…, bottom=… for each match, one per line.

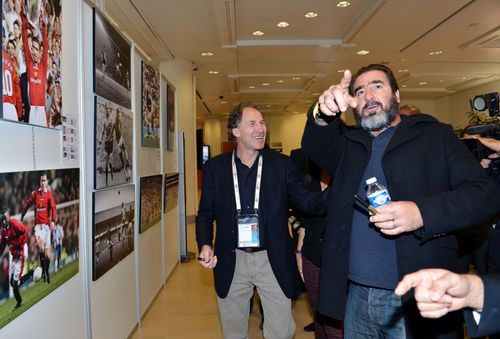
left=344, top=282, right=406, bottom=339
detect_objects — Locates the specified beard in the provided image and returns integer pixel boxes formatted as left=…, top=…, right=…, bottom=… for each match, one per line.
left=355, top=96, right=399, bottom=132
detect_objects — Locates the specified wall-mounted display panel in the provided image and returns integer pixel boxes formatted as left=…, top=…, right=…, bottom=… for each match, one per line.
left=94, top=95, right=133, bottom=189
left=166, top=82, right=176, bottom=151
left=164, top=172, right=179, bottom=213
left=139, top=175, right=162, bottom=233
left=0, top=168, right=79, bottom=328
left=141, top=61, right=160, bottom=148
left=92, top=184, right=134, bottom=281
left=2, top=0, right=63, bottom=128
left=93, top=8, right=131, bottom=109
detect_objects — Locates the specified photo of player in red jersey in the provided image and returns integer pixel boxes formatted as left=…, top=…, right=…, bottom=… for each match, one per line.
left=21, top=173, right=56, bottom=284
left=0, top=212, right=34, bottom=311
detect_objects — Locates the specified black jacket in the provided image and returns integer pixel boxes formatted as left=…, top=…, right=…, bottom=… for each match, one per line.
left=302, top=110, right=500, bottom=338
left=196, top=149, right=326, bottom=298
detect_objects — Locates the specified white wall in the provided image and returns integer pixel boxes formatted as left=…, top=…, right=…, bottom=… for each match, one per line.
left=0, top=1, right=86, bottom=338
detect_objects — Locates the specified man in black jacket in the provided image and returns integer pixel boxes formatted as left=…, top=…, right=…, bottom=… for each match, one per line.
left=197, top=103, right=325, bottom=338
left=301, top=64, right=500, bottom=338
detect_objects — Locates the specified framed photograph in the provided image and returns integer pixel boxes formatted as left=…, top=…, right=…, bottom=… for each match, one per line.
left=94, top=95, right=133, bottom=189
left=139, top=175, right=163, bottom=233
left=2, top=0, right=63, bottom=127
left=92, top=184, right=135, bottom=281
left=166, top=82, right=176, bottom=151
left=141, top=61, right=160, bottom=148
left=93, top=8, right=131, bottom=109
left=0, top=168, right=79, bottom=328
left=164, top=172, right=179, bottom=213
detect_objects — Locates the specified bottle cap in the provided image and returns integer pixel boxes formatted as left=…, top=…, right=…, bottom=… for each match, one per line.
left=366, top=177, right=377, bottom=185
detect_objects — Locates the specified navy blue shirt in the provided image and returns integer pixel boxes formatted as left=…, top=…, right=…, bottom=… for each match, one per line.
left=348, top=126, right=398, bottom=290
left=235, top=154, right=266, bottom=248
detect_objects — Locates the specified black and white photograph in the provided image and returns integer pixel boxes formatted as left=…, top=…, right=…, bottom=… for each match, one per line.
left=166, top=82, right=176, bottom=151
left=141, top=61, right=160, bottom=148
left=94, top=95, right=133, bottom=189
left=93, top=8, right=131, bottom=109
left=164, top=172, right=179, bottom=213
left=139, top=175, right=162, bottom=233
left=2, top=0, right=63, bottom=127
left=92, top=184, right=134, bottom=281
left=0, top=168, right=79, bottom=328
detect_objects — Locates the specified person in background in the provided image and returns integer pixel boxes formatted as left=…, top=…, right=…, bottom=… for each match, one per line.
left=301, top=63, right=500, bottom=338
left=196, top=103, right=326, bottom=338
left=399, top=104, right=422, bottom=116
left=291, top=148, right=343, bottom=339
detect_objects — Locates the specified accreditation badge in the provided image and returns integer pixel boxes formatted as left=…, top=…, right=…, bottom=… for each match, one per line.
left=237, top=213, right=260, bottom=248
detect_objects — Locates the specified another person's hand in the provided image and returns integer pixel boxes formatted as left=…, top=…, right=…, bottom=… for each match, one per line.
left=317, top=70, right=358, bottom=116
left=369, top=201, right=423, bottom=235
left=395, top=268, right=484, bottom=319
left=477, top=137, right=500, bottom=168
left=198, top=245, right=217, bottom=269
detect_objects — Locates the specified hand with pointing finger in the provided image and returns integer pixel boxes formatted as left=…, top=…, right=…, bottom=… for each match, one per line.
left=318, top=70, right=359, bottom=116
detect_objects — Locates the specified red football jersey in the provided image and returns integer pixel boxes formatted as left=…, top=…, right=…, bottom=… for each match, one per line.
left=23, top=189, right=57, bottom=225
left=22, top=15, right=47, bottom=107
left=2, top=50, right=22, bottom=120
left=0, top=218, right=28, bottom=257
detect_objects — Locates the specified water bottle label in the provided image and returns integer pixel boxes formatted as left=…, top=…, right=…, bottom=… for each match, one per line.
left=367, top=191, right=391, bottom=207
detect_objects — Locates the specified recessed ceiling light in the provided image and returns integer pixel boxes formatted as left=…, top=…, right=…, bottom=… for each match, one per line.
left=220, top=101, right=227, bottom=104
left=262, top=83, right=270, bottom=86
left=266, top=105, right=271, bottom=108
left=398, top=69, right=409, bottom=73
left=208, top=70, right=219, bottom=75
left=337, top=1, right=351, bottom=8
left=292, top=77, right=301, bottom=80
left=357, top=50, right=370, bottom=55
left=277, top=80, right=284, bottom=83
left=249, top=86, right=256, bottom=89
left=305, top=12, right=318, bottom=18
left=429, top=50, right=443, bottom=55
left=313, top=92, right=320, bottom=96
left=338, top=69, right=345, bottom=73
left=462, top=77, right=467, bottom=80
left=402, top=85, right=407, bottom=88
left=201, top=51, right=213, bottom=56
left=419, top=82, right=427, bottom=85
left=439, top=79, right=444, bottom=82
left=253, top=30, right=264, bottom=36
left=277, top=22, right=289, bottom=28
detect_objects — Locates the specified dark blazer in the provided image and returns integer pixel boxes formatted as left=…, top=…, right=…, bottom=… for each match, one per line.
left=196, top=149, right=326, bottom=299
left=302, top=110, right=500, bottom=338
left=464, top=275, right=500, bottom=337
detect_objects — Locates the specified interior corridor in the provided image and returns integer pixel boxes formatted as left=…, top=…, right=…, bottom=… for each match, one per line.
left=130, top=223, right=315, bottom=339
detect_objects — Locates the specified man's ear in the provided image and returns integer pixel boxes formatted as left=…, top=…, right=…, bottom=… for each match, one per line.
left=395, top=90, right=400, bottom=103
left=232, top=128, right=240, bottom=138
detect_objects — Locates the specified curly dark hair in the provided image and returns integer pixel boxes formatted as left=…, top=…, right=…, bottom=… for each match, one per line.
left=349, top=64, right=399, bottom=97
left=227, top=102, right=261, bottom=141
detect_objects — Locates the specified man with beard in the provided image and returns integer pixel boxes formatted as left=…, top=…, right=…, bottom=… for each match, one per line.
left=301, top=64, right=500, bottom=338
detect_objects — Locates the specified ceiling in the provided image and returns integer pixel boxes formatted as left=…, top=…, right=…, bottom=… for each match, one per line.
left=94, top=0, right=500, bottom=123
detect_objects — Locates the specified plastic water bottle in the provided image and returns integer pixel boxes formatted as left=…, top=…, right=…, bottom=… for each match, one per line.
left=366, top=177, right=391, bottom=207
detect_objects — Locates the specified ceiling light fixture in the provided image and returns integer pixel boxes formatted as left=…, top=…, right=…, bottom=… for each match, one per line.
left=208, top=70, right=219, bottom=75
left=338, top=69, right=345, bottom=73
left=337, top=1, right=351, bottom=8
left=357, top=50, right=370, bottom=55
left=262, top=83, right=270, bottom=86
left=277, top=22, right=289, bottom=28
left=292, top=77, right=301, bottom=80
left=252, top=30, right=264, bottom=36
left=201, top=51, right=213, bottom=56
left=419, top=82, right=427, bottom=85
left=305, top=12, right=318, bottom=18
left=428, top=50, right=443, bottom=55
left=249, top=86, right=256, bottom=89
left=398, top=69, right=409, bottom=73
left=220, top=101, right=227, bottom=104
left=277, top=80, right=284, bottom=83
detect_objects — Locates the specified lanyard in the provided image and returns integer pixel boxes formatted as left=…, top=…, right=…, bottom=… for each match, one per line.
left=231, top=151, right=263, bottom=213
